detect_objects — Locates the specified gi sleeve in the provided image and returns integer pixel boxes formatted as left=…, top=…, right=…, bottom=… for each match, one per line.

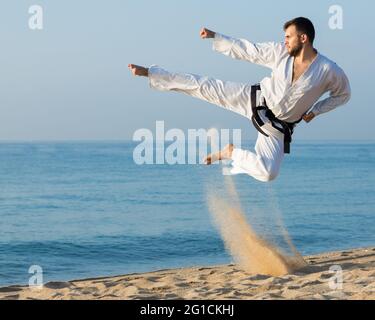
left=310, top=66, right=351, bottom=117
left=212, top=32, right=284, bottom=69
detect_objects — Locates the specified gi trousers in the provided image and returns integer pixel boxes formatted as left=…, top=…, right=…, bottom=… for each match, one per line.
left=148, top=65, right=285, bottom=182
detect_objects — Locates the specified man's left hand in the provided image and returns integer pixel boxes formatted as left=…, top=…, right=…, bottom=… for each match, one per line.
left=303, top=112, right=315, bottom=123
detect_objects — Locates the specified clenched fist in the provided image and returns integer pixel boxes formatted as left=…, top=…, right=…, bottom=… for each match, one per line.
left=200, top=27, right=215, bottom=39
left=128, top=64, right=149, bottom=77
left=302, top=112, right=315, bottom=123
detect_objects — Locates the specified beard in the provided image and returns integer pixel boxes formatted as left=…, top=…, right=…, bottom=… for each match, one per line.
left=288, top=42, right=303, bottom=57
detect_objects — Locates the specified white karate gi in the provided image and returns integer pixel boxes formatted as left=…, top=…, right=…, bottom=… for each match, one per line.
left=148, top=32, right=351, bottom=182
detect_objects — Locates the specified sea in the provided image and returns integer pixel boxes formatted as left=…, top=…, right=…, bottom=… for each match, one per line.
left=0, top=141, right=374, bottom=286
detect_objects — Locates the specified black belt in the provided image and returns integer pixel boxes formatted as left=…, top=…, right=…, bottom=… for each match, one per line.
left=250, top=84, right=302, bottom=154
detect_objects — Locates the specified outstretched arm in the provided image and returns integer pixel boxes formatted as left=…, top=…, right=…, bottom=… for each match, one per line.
left=200, top=27, right=284, bottom=69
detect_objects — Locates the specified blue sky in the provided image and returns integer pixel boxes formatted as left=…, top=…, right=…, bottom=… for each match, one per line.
left=0, top=0, right=374, bottom=141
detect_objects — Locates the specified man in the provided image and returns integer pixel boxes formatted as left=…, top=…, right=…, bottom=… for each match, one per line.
left=128, top=17, right=351, bottom=182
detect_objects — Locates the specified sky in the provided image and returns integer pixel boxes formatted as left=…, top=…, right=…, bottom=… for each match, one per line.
left=0, top=0, right=374, bottom=141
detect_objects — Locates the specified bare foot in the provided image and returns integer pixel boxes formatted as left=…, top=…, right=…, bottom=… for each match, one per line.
left=204, top=144, right=234, bottom=165
left=128, top=64, right=149, bottom=77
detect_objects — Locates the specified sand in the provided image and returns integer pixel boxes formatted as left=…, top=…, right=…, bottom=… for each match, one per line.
left=0, top=247, right=374, bottom=300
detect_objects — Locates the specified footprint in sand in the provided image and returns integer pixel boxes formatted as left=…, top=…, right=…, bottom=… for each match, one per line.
left=301, top=280, right=324, bottom=288
left=174, top=282, right=191, bottom=288
left=44, top=282, right=72, bottom=289
left=244, top=274, right=272, bottom=281
left=1, top=294, right=19, bottom=300
left=341, top=251, right=353, bottom=256
left=198, top=275, right=208, bottom=282
left=80, top=287, right=100, bottom=295
left=319, top=272, right=334, bottom=280
left=286, top=285, right=301, bottom=290
left=0, top=286, right=23, bottom=293
left=145, top=276, right=163, bottom=282
left=103, top=281, right=121, bottom=288
left=97, top=294, right=119, bottom=299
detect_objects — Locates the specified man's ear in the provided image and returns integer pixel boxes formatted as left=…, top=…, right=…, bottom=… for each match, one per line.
left=300, top=34, right=308, bottom=44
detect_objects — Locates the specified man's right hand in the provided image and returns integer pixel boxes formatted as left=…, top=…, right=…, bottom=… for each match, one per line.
left=303, top=112, right=315, bottom=123
left=200, top=27, right=215, bottom=39
left=128, top=64, right=149, bottom=77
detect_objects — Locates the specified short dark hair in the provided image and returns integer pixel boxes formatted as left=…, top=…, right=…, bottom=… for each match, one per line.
left=283, top=17, right=315, bottom=44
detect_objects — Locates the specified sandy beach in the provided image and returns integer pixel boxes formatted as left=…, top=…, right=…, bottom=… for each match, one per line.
left=0, top=247, right=374, bottom=300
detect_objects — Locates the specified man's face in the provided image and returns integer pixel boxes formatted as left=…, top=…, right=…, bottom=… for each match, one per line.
left=284, top=25, right=303, bottom=57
